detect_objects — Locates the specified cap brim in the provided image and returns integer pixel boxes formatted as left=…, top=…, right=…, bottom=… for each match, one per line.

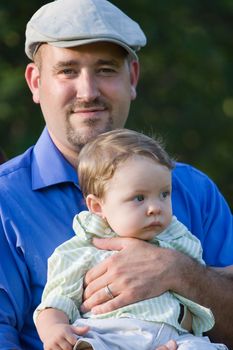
left=38, top=37, right=139, bottom=61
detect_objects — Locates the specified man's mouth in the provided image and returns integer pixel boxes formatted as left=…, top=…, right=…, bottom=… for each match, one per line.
left=72, top=106, right=106, bottom=113
left=71, top=106, right=107, bottom=118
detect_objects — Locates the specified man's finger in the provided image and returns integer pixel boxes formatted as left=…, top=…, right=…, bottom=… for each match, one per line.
left=81, top=284, right=113, bottom=313
left=91, top=294, right=127, bottom=315
left=84, top=258, right=108, bottom=286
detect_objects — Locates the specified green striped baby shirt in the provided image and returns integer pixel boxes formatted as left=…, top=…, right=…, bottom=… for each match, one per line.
left=34, top=211, right=214, bottom=336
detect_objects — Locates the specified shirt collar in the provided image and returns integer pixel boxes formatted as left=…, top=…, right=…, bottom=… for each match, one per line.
left=73, top=211, right=117, bottom=240
left=31, top=127, right=78, bottom=190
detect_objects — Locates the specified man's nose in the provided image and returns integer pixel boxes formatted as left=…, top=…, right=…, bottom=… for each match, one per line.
left=75, top=70, right=100, bottom=101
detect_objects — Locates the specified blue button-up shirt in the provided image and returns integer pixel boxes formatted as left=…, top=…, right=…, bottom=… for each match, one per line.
left=0, top=128, right=232, bottom=349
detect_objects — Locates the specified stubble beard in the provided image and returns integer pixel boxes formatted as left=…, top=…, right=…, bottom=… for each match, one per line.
left=64, top=98, right=120, bottom=151
left=65, top=112, right=114, bottom=152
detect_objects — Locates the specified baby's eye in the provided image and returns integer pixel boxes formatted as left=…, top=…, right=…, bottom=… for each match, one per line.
left=135, top=194, right=145, bottom=202
left=160, top=191, right=170, bottom=200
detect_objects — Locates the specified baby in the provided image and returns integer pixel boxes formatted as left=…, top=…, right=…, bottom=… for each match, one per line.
left=34, top=129, right=227, bottom=350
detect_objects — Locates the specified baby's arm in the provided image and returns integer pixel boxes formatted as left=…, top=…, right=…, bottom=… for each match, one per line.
left=36, top=308, right=89, bottom=350
left=34, top=233, right=94, bottom=349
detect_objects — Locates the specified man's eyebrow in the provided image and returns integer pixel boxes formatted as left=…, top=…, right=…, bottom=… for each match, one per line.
left=53, top=58, right=122, bottom=70
left=53, top=60, right=79, bottom=71
left=96, top=58, right=122, bottom=66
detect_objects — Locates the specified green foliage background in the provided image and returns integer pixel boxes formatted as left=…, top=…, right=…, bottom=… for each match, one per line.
left=0, top=0, right=232, bottom=208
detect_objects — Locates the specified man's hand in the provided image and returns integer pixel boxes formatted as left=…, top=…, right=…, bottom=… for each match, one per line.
left=81, top=236, right=181, bottom=314
left=81, top=237, right=233, bottom=349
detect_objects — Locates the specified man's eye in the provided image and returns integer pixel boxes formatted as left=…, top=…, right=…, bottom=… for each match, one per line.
left=61, top=69, right=76, bottom=76
left=98, top=67, right=117, bottom=75
left=135, top=194, right=144, bottom=202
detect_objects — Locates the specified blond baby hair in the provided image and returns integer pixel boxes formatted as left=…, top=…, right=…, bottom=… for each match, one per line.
left=77, top=128, right=174, bottom=199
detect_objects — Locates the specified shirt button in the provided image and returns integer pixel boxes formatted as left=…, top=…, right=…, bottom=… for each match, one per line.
left=104, top=228, right=112, bottom=235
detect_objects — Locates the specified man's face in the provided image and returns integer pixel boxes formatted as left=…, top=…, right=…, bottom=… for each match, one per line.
left=26, top=42, right=139, bottom=158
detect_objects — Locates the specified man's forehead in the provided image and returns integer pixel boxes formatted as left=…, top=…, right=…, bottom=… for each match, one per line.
left=72, top=42, right=128, bottom=57
left=40, top=42, right=128, bottom=63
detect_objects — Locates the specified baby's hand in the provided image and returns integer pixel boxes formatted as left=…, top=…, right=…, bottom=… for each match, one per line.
left=42, top=323, right=89, bottom=350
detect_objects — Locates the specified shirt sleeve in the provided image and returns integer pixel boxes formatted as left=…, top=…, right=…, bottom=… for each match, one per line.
left=0, top=220, right=31, bottom=349
left=172, top=163, right=233, bottom=267
left=199, top=174, right=233, bottom=266
left=34, top=235, right=93, bottom=324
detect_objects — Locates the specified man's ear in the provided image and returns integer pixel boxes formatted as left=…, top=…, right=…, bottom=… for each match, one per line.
left=25, top=63, right=40, bottom=104
left=86, top=194, right=105, bottom=218
left=130, top=60, right=140, bottom=100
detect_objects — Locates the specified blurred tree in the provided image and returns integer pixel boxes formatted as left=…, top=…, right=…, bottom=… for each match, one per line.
left=0, top=148, right=7, bottom=164
left=0, top=0, right=232, bottom=208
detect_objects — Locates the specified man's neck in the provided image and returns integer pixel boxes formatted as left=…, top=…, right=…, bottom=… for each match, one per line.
left=48, top=131, right=79, bottom=169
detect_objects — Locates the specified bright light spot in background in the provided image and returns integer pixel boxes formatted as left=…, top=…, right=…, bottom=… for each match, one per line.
left=223, top=98, right=233, bottom=118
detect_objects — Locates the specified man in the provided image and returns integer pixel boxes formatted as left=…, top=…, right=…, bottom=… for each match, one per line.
left=0, top=0, right=232, bottom=349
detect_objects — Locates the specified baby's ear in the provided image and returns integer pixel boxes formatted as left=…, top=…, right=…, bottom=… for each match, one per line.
left=86, top=194, right=104, bottom=217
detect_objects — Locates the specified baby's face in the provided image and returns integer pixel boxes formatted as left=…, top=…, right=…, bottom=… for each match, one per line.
left=100, top=155, right=172, bottom=240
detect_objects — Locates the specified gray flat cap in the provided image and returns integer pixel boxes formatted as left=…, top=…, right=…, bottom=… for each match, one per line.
left=25, top=0, right=147, bottom=60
